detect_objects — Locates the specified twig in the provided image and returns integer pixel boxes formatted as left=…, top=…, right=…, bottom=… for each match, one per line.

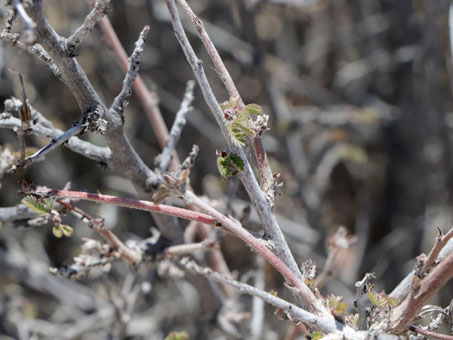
left=0, top=113, right=111, bottom=164
left=11, top=0, right=36, bottom=44
left=315, top=227, right=357, bottom=289
left=16, top=73, right=31, bottom=165
left=409, top=326, right=453, bottom=340
left=354, top=273, right=375, bottom=331
left=422, top=227, right=453, bottom=273
left=23, top=188, right=216, bottom=226
left=159, top=80, right=195, bottom=171
left=92, top=218, right=141, bottom=266
left=165, top=239, right=218, bottom=257
left=99, top=16, right=181, bottom=171
left=13, top=119, right=85, bottom=168
left=178, top=258, right=343, bottom=335
left=65, top=0, right=111, bottom=57
left=165, top=0, right=303, bottom=284
left=1, top=15, right=60, bottom=78
left=387, top=251, right=453, bottom=333
left=250, top=256, right=265, bottom=340
left=110, top=25, right=150, bottom=117
left=174, top=0, right=275, bottom=205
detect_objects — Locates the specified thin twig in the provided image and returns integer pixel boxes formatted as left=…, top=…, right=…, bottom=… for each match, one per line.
left=178, top=258, right=342, bottom=335
left=110, top=25, right=150, bottom=117
left=409, top=326, right=453, bottom=340
left=250, top=256, right=265, bottom=340
left=65, top=0, right=111, bottom=57
left=11, top=0, right=36, bottom=44
left=92, top=219, right=141, bottom=266
left=159, top=80, right=195, bottom=171
left=99, top=16, right=181, bottom=171
left=422, top=227, right=453, bottom=273
left=165, top=239, right=218, bottom=257
left=17, top=73, right=31, bottom=165
left=0, top=113, right=111, bottom=164
left=14, top=120, right=85, bottom=168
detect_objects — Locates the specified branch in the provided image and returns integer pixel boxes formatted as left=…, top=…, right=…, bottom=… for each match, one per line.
left=11, top=0, right=36, bottom=43
left=165, top=239, right=218, bottom=257
left=387, top=250, right=453, bottom=333
left=92, top=219, right=141, bottom=266
left=110, top=25, right=150, bottom=117
left=174, top=0, right=275, bottom=205
left=65, top=0, right=111, bottom=57
left=0, top=112, right=111, bottom=164
left=409, top=326, right=453, bottom=340
left=99, top=16, right=181, bottom=171
left=165, top=0, right=303, bottom=286
left=178, top=258, right=344, bottom=335
left=24, top=185, right=330, bottom=317
left=159, top=80, right=195, bottom=171
left=422, top=227, right=453, bottom=273
left=1, top=10, right=60, bottom=79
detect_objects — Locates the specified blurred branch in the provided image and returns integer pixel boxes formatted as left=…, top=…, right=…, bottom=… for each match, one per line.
left=165, top=239, right=218, bottom=257
left=11, top=0, right=36, bottom=43
left=65, top=0, right=111, bottom=57
left=159, top=80, right=195, bottom=171
left=178, top=258, right=344, bottom=335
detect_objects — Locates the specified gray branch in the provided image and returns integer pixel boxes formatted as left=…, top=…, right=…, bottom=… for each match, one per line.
left=110, top=25, right=150, bottom=117
left=159, top=80, right=195, bottom=171
left=179, top=257, right=350, bottom=336
left=165, top=0, right=303, bottom=281
left=65, top=0, right=111, bottom=57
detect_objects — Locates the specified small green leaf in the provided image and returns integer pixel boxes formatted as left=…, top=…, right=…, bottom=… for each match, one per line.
left=165, top=331, right=190, bottom=340
left=53, top=225, right=63, bottom=238
left=22, top=196, right=54, bottom=214
left=311, top=332, right=323, bottom=340
left=61, top=225, right=74, bottom=237
left=227, top=153, right=244, bottom=171
left=244, top=103, right=263, bottom=115
left=217, top=157, right=232, bottom=178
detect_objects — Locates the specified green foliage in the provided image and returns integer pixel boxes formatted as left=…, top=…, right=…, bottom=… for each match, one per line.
left=216, top=151, right=245, bottom=178
left=311, top=332, right=323, bottom=340
left=165, top=331, right=190, bottom=340
left=366, top=290, right=398, bottom=307
left=221, top=99, right=263, bottom=147
left=52, top=224, right=74, bottom=238
left=327, top=294, right=347, bottom=315
left=22, top=195, right=54, bottom=214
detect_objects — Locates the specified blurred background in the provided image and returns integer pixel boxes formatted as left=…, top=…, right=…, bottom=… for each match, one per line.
left=1, top=0, right=453, bottom=339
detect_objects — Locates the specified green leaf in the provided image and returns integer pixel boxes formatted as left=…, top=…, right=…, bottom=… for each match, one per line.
left=227, top=153, right=244, bottom=171
left=387, top=297, right=398, bottom=307
left=22, top=195, right=54, bottom=214
left=244, top=103, right=263, bottom=115
left=311, top=332, right=323, bottom=340
left=165, top=331, right=190, bottom=340
left=217, top=157, right=232, bottom=178
left=53, top=225, right=63, bottom=238
left=60, top=225, right=74, bottom=237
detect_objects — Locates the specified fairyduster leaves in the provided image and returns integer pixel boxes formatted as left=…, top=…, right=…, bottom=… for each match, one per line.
left=221, top=98, right=263, bottom=147
left=216, top=150, right=245, bottom=178
left=22, top=195, right=54, bottom=214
